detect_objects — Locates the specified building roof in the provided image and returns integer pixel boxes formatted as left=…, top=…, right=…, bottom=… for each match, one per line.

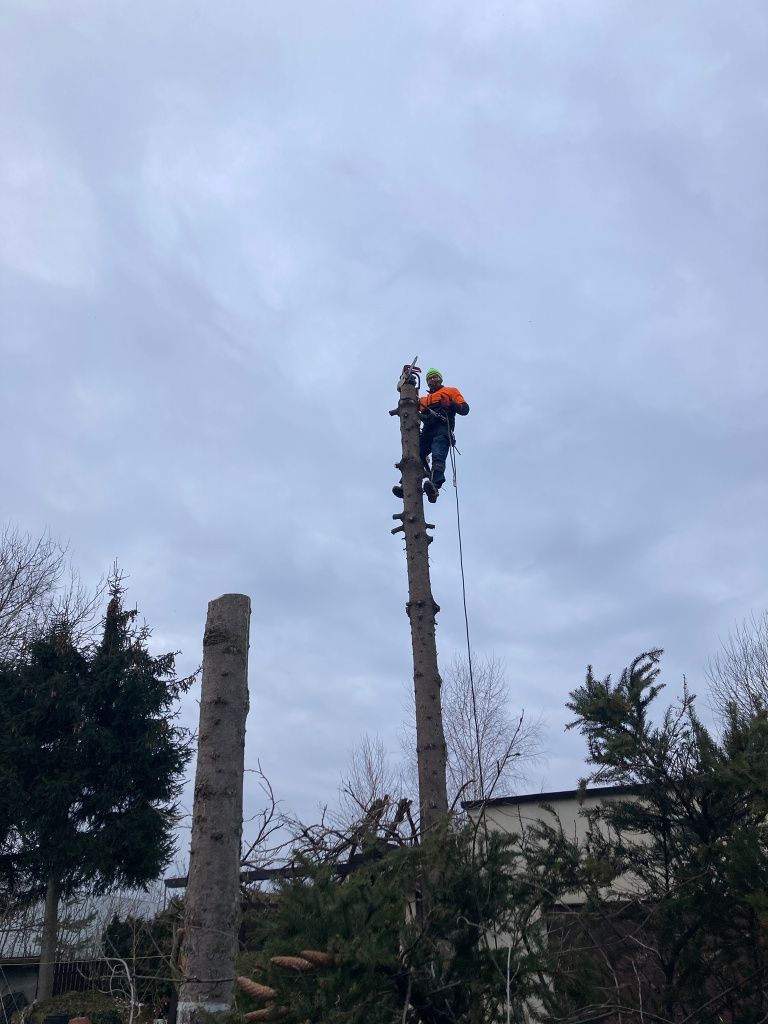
left=462, top=783, right=643, bottom=811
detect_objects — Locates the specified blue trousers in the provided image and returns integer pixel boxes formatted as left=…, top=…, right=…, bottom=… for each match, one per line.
left=420, top=429, right=451, bottom=489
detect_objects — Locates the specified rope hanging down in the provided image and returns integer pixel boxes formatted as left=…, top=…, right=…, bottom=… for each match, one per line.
left=447, top=433, right=485, bottom=799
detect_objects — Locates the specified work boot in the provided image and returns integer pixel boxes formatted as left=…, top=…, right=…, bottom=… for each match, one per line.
left=392, top=483, right=404, bottom=499
left=423, top=480, right=439, bottom=503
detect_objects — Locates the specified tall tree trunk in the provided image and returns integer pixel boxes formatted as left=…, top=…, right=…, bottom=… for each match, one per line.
left=177, top=594, right=251, bottom=1024
left=37, top=873, right=59, bottom=1001
left=393, top=378, right=448, bottom=832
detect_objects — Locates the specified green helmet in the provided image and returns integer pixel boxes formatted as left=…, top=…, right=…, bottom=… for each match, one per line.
left=426, top=367, right=443, bottom=381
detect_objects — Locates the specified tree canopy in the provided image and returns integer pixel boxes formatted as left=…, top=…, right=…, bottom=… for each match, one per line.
left=0, top=574, right=194, bottom=918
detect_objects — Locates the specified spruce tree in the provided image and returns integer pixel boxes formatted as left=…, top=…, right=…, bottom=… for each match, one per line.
left=80, top=578, right=194, bottom=889
left=535, top=650, right=768, bottom=1022
left=0, top=575, right=193, bottom=999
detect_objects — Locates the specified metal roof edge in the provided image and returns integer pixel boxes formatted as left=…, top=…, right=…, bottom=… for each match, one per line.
left=462, top=782, right=645, bottom=811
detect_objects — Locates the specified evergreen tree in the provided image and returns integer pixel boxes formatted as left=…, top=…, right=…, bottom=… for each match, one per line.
left=0, top=626, right=92, bottom=895
left=536, top=650, right=768, bottom=1022
left=240, top=825, right=552, bottom=1024
left=0, top=575, right=193, bottom=998
left=79, top=579, right=194, bottom=888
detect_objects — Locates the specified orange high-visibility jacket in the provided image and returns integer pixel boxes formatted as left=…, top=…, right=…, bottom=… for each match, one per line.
left=418, top=385, right=469, bottom=431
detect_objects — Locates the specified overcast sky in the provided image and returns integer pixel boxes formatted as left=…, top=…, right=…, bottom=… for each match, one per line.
left=2, top=0, right=767, bottom=854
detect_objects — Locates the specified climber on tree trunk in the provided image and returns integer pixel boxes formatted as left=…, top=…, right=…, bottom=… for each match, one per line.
left=393, top=367, right=469, bottom=503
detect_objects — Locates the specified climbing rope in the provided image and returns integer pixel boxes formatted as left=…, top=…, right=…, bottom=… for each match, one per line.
left=446, top=423, right=485, bottom=799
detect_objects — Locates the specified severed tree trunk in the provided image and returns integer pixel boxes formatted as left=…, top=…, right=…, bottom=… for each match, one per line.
left=177, top=595, right=251, bottom=1024
left=36, top=874, right=59, bottom=1001
left=392, top=379, right=448, bottom=833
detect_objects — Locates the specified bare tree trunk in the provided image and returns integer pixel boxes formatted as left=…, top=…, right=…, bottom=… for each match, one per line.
left=177, top=595, right=251, bottom=1024
left=393, top=379, right=448, bottom=833
left=37, top=874, right=59, bottom=1001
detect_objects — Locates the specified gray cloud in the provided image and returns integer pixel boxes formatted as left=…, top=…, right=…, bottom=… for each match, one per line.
left=2, top=0, right=767, bottom=852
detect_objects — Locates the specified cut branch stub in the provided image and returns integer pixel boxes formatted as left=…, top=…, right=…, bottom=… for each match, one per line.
left=270, top=955, right=314, bottom=972
left=243, top=1009, right=289, bottom=1022
left=236, top=977, right=278, bottom=1002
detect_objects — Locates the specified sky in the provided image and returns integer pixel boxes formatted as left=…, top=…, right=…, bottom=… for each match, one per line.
left=2, top=0, right=768, bottom=860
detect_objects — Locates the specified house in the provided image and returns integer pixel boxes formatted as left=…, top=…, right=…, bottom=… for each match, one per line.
left=464, top=783, right=642, bottom=842
left=463, top=782, right=645, bottom=895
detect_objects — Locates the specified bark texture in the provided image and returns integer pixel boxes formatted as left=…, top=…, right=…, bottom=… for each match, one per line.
left=394, top=380, right=448, bottom=832
left=36, top=874, right=59, bottom=1001
left=177, top=594, right=251, bottom=1024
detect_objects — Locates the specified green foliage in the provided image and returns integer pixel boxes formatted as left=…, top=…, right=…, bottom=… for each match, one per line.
left=543, top=649, right=768, bottom=1022
left=242, top=827, right=547, bottom=1024
left=26, top=990, right=123, bottom=1024
left=0, top=573, right=194, bottom=903
left=187, top=1010, right=242, bottom=1024
left=565, top=648, right=667, bottom=783
left=91, top=1010, right=124, bottom=1024
left=77, top=579, right=194, bottom=889
left=0, top=627, right=93, bottom=895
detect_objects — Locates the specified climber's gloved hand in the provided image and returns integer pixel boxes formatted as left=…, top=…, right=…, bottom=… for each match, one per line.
left=439, top=394, right=452, bottom=408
